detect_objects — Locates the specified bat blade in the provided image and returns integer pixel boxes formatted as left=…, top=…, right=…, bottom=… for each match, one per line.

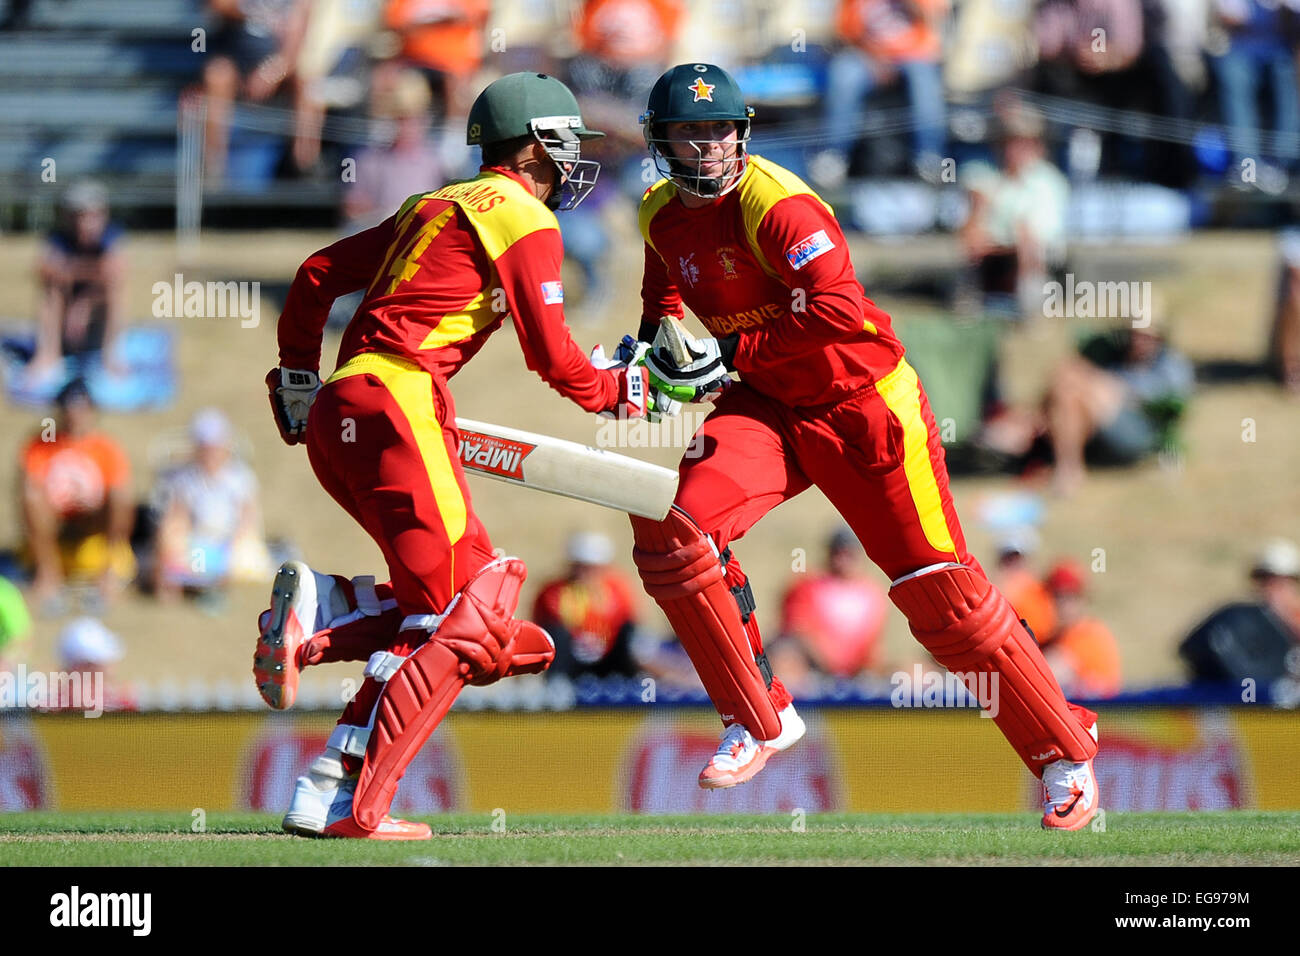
left=656, top=314, right=695, bottom=368
left=455, top=418, right=678, bottom=520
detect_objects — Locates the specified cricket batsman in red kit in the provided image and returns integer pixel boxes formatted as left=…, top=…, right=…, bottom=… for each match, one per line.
left=626, top=64, right=1101, bottom=829
left=255, top=73, right=651, bottom=839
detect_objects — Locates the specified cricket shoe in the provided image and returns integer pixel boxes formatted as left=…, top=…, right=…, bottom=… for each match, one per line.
left=253, top=561, right=351, bottom=710
left=282, top=753, right=431, bottom=841
left=699, top=703, right=806, bottom=790
left=1041, top=722, right=1101, bottom=831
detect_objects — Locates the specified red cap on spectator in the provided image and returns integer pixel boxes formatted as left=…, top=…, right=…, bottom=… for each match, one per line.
left=1044, top=560, right=1086, bottom=596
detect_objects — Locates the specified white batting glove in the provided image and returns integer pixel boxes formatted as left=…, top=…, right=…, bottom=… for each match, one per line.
left=266, top=367, right=320, bottom=445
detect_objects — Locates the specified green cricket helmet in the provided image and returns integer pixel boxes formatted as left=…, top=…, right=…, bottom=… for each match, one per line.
left=467, top=72, right=605, bottom=211
left=640, top=63, right=755, bottom=198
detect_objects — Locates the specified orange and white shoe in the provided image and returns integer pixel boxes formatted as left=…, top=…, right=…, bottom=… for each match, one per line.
left=699, top=703, right=806, bottom=790
left=253, top=561, right=348, bottom=710
left=1041, top=723, right=1101, bottom=830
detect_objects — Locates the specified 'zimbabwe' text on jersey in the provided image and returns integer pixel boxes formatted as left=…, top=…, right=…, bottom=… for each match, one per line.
left=639, top=156, right=905, bottom=407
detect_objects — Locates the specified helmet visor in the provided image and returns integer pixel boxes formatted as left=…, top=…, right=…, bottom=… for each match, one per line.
left=643, top=117, right=751, bottom=198
left=531, top=121, right=602, bottom=211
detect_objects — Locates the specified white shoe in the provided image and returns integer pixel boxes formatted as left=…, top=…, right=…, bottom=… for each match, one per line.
left=281, top=749, right=431, bottom=840
left=698, top=703, right=806, bottom=789
left=765, top=703, right=806, bottom=752
left=1041, top=722, right=1101, bottom=831
left=282, top=749, right=353, bottom=835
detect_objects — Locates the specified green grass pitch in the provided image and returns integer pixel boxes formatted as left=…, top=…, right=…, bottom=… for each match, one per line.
left=2, top=812, right=1298, bottom=865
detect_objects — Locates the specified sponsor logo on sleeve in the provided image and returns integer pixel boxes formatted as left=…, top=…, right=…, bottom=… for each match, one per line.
left=541, top=281, right=564, bottom=305
left=785, top=229, right=835, bottom=271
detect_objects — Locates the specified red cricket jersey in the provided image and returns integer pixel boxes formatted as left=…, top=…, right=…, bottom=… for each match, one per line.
left=639, top=155, right=905, bottom=407
left=277, top=166, right=618, bottom=413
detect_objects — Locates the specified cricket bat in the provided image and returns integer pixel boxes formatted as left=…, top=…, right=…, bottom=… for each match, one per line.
left=656, top=314, right=696, bottom=368
left=454, top=418, right=678, bottom=520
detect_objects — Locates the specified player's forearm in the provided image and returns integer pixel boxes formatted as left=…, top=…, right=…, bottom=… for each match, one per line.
left=498, top=235, right=618, bottom=413
left=516, top=324, right=618, bottom=412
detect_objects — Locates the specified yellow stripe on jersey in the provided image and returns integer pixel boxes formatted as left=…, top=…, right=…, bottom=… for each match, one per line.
left=737, top=156, right=835, bottom=279
left=638, top=178, right=678, bottom=255
left=377, top=204, right=458, bottom=297
left=874, top=358, right=958, bottom=558
left=327, top=352, right=468, bottom=546
left=429, top=170, right=558, bottom=260
left=419, top=279, right=500, bottom=350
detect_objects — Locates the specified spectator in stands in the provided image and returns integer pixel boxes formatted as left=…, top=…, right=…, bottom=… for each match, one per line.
left=56, top=617, right=137, bottom=713
left=943, top=0, right=1038, bottom=99
left=958, top=98, right=1069, bottom=318
left=1250, top=538, right=1300, bottom=640
left=810, top=0, right=949, bottom=188
left=1038, top=559, right=1122, bottom=698
left=1033, top=0, right=1152, bottom=181
left=978, top=321, right=1194, bottom=495
left=341, top=68, right=444, bottom=232
left=0, top=576, right=32, bottom=671
left=1269, top=228, right=1300, bottom=394
left=767, top=527, right=890, bottom=693
left=569, top=0, right=683, bottom=102
left=19, top=380, right=134, bottom=612
left=149, top=408, right=271, bottom=605
left=532, top=532, right=642, bottom=679
left=1047, top=323, right=1193, bottom=495
left=28, top=181, right=127, bottom=382
left=991, top=528, right=1057, bottom=643
left=381, top=0, right=490, bottom=123
left=290, top=0, right=383, bottom=173
left=1178, top=538, right=1300, bottom=689
left=560, top=0, right=686, bottom=318
left=1209, top=0, right=1300, bottom=191
left=201, top=0, right=313, bottom=184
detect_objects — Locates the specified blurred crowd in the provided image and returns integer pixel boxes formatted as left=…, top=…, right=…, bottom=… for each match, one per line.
left=185, top=1, right=1300, bottom=194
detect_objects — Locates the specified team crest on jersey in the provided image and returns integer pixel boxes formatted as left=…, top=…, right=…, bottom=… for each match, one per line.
left=679, top=252, right=700, bottom=287
left=689, top=78, right=715, bottom=103
left=717, top=246, right=739, bottom=279
left=540, top=280, right=564, bottom=304
left=785, top=229, right=835, bottom=271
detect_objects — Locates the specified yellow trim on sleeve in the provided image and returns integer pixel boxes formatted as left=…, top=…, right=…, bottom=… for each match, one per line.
left=637, top=178, right=678, bottom=255
left=738, top=156, right=835, bottom=279
left=327, top=352, right=468, bottom=546
left=873, top=359, right=958, bottom=557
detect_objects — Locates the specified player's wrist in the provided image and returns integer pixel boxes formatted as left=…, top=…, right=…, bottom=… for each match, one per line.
left=717, top=334, right=739, bottom=372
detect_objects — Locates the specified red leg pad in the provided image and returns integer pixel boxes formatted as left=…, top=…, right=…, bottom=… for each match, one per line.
left=350, top=558, right=551, bottom=830
left=631, top=507, right=783, bottom=741
left=352, top=640, right=464, bottom=831
left=889, top=564, right=1099, bottom=775
left=433, top=558, right=553, bottom=686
